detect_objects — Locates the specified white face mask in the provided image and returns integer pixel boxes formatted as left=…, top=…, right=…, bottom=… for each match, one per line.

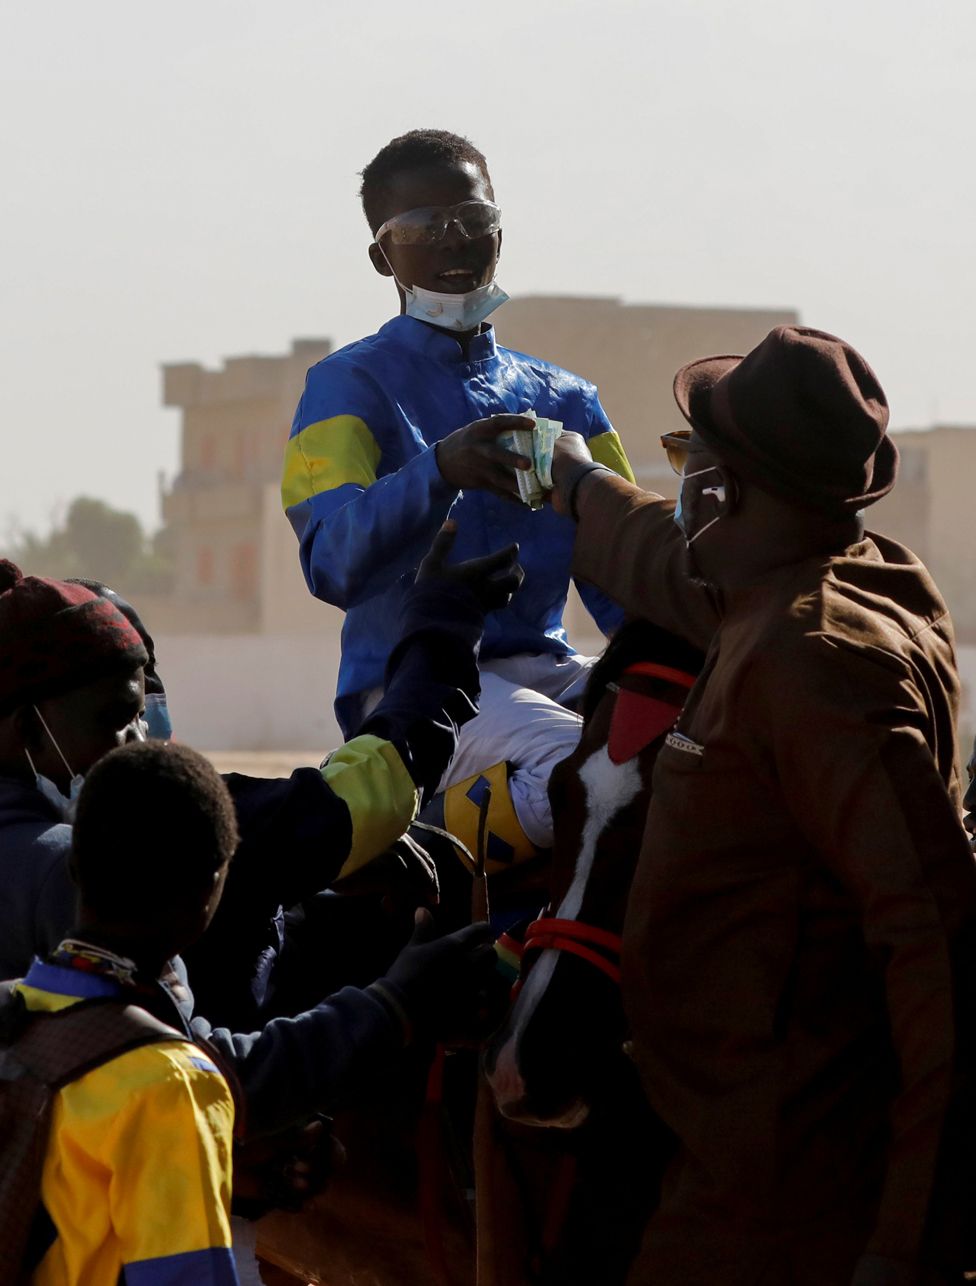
left=401, top=278, right=509, bottom=332
left=24, top=707, right=84, bottom=822
left=674, top=466, right=726, bottom=547
left=377, top=244, right=508, bottom=332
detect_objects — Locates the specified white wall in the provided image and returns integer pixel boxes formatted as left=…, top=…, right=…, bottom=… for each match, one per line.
left=157, top=632, right=344, bottom=752
left=156, top=632, right=976, bottom=759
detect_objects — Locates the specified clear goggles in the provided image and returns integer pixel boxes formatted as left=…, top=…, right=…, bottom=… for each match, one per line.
left=374, top=200, right=502, bottom=247
left=661, top=428, right=694, bottom=476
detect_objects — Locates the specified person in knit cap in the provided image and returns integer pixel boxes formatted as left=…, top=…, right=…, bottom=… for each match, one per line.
left=0, top=560, right=149, bottom=974
left=543, top=327, right=976, bottom=1286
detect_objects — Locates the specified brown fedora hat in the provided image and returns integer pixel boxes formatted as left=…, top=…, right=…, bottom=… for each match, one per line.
left=672, top=326, right=898, bottom=513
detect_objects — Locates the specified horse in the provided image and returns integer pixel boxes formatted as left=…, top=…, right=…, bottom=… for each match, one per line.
left=479, top=619, right=703, bottom=1285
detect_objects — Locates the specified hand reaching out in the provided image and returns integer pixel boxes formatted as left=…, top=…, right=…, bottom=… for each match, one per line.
left=417, top=521, right=524, bottom=614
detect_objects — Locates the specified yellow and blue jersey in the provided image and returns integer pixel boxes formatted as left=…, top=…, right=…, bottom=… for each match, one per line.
left=15, top=960, right=239, bottom=1286
left=281, top=315, right=635, bottom=733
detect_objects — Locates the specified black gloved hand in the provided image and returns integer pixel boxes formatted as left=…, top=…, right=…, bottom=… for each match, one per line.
left=232, top=1115, right=345, bottom=1219
left=378, top=908, right=499, bottom=1043
left=331, top=833, right=440, bottom=909
left=416, top=521, right=524, bottom=614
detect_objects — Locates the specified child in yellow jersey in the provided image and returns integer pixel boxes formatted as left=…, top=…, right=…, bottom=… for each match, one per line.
left=13, top=740, right=241, bottom=1286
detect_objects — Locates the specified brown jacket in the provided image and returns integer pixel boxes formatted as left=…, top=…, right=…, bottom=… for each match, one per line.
left=573, top=473, right=976, bottom=1286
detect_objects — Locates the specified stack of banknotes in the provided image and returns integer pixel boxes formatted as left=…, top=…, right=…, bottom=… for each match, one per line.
left=500, top=411, right=563, bottom=509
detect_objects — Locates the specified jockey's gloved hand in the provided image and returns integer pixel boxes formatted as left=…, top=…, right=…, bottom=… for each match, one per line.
left=232, top=1115, right=345, bottom=1219
left=416, top=521, right=524, bottom=615
left=377, top=908, right=499, bottom=1044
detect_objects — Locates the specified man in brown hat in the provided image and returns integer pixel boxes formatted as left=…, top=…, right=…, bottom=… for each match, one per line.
left=547, top=326, right=976, bottom=1285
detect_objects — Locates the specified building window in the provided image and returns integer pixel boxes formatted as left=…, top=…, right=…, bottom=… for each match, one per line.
left=230, top=543, right=258, bottom=602
left=197, top=547, right=214, bottom=586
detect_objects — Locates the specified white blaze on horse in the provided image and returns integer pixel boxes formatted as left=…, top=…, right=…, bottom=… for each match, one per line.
left=485, top=620, right=703, bottom=1129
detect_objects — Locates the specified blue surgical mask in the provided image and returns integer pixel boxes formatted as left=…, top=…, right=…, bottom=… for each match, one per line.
left=674, top=466, right=726, bottom=546
left=24, top=708, right=84, bottom=822
left=144, top=692, right=173, bottom=741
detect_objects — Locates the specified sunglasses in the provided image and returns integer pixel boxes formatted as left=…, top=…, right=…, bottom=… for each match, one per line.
left=374, top=200, right=502, bottom=247
left=660, top=429, right=694, bottom=476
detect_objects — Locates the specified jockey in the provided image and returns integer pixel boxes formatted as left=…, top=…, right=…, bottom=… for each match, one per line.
left=281, top=128, right=634, bottom=868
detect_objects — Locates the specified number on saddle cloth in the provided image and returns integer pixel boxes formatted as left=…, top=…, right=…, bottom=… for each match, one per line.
left=0, top=981, right=187, bottom=1282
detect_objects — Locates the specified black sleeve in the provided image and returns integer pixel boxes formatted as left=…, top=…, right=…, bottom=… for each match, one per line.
left=357, top=577, right=483, bottom=801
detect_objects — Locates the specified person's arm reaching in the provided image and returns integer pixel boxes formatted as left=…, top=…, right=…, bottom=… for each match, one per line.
left=199, top=910, right=499, bottom=1138
left=185, top=528, right=524, bottom=1025
left=221, top=525, right=523, bottom=905
left=549, top=431, right=721, bottom=652
left=573, top=390, right=638, bottom=637
left=356, top=523, right=524, bottom=804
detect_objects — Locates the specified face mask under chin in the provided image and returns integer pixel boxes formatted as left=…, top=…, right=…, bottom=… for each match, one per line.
left=23, top=707, right=147, bottom=821
left=24, top=707, right=84, bottom=822
left=377, top=244, right=508, bottom=332
left=674, top=466, right=726, bottom=548
left=401, top=278, right=509, bottom=332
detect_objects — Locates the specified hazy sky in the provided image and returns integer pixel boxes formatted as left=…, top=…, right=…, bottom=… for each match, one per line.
left=2, top=0, right=974, bottom=537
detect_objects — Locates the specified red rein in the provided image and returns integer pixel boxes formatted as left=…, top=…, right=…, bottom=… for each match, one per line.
left=521, top=916, right=623, bottom=987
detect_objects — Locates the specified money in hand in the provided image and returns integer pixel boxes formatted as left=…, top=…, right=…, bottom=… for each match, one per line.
left=500, top=411, right=563, bottom=510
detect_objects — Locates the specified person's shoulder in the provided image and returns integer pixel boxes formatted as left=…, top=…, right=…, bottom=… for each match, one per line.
left=85, top=1037, right=232, bottom=1108
left=495, top=342, right=598, bottom=397
left=0, top=799, right=73, bottom=904
left=304, top=331, right=387, bottom=383
left=738, top=565, right=922, bottom=723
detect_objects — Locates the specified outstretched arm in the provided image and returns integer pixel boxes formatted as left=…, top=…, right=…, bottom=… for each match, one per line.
left=200, top=911, right=499, bottom=1137
left=550, top=432, right=720, bottom=652
left=187, top=530, right=523, bottom=1025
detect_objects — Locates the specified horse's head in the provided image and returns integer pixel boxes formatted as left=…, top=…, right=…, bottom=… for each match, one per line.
left=484, top=622, right=703, bottom=1127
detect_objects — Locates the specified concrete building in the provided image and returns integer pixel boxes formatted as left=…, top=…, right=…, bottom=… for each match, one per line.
left=869, top=426, right=976, bottom=645
left=149, top=298, right=975, bottom=750
left=158, top=337, right=336, bottom=637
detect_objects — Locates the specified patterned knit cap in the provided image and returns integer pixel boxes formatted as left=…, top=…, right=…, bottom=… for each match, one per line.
left=0, top=560, right=147, bottom=715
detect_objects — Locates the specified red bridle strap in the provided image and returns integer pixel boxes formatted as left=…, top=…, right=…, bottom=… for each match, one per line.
left=522, top=917, right=623, bottom=987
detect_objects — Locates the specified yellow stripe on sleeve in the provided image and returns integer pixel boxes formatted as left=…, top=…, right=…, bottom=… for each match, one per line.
left=322, top=735, right=421, bottom=877
left=281, top=415, right=382, bottom=511
left=589, top=429, right=636, bottom=484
